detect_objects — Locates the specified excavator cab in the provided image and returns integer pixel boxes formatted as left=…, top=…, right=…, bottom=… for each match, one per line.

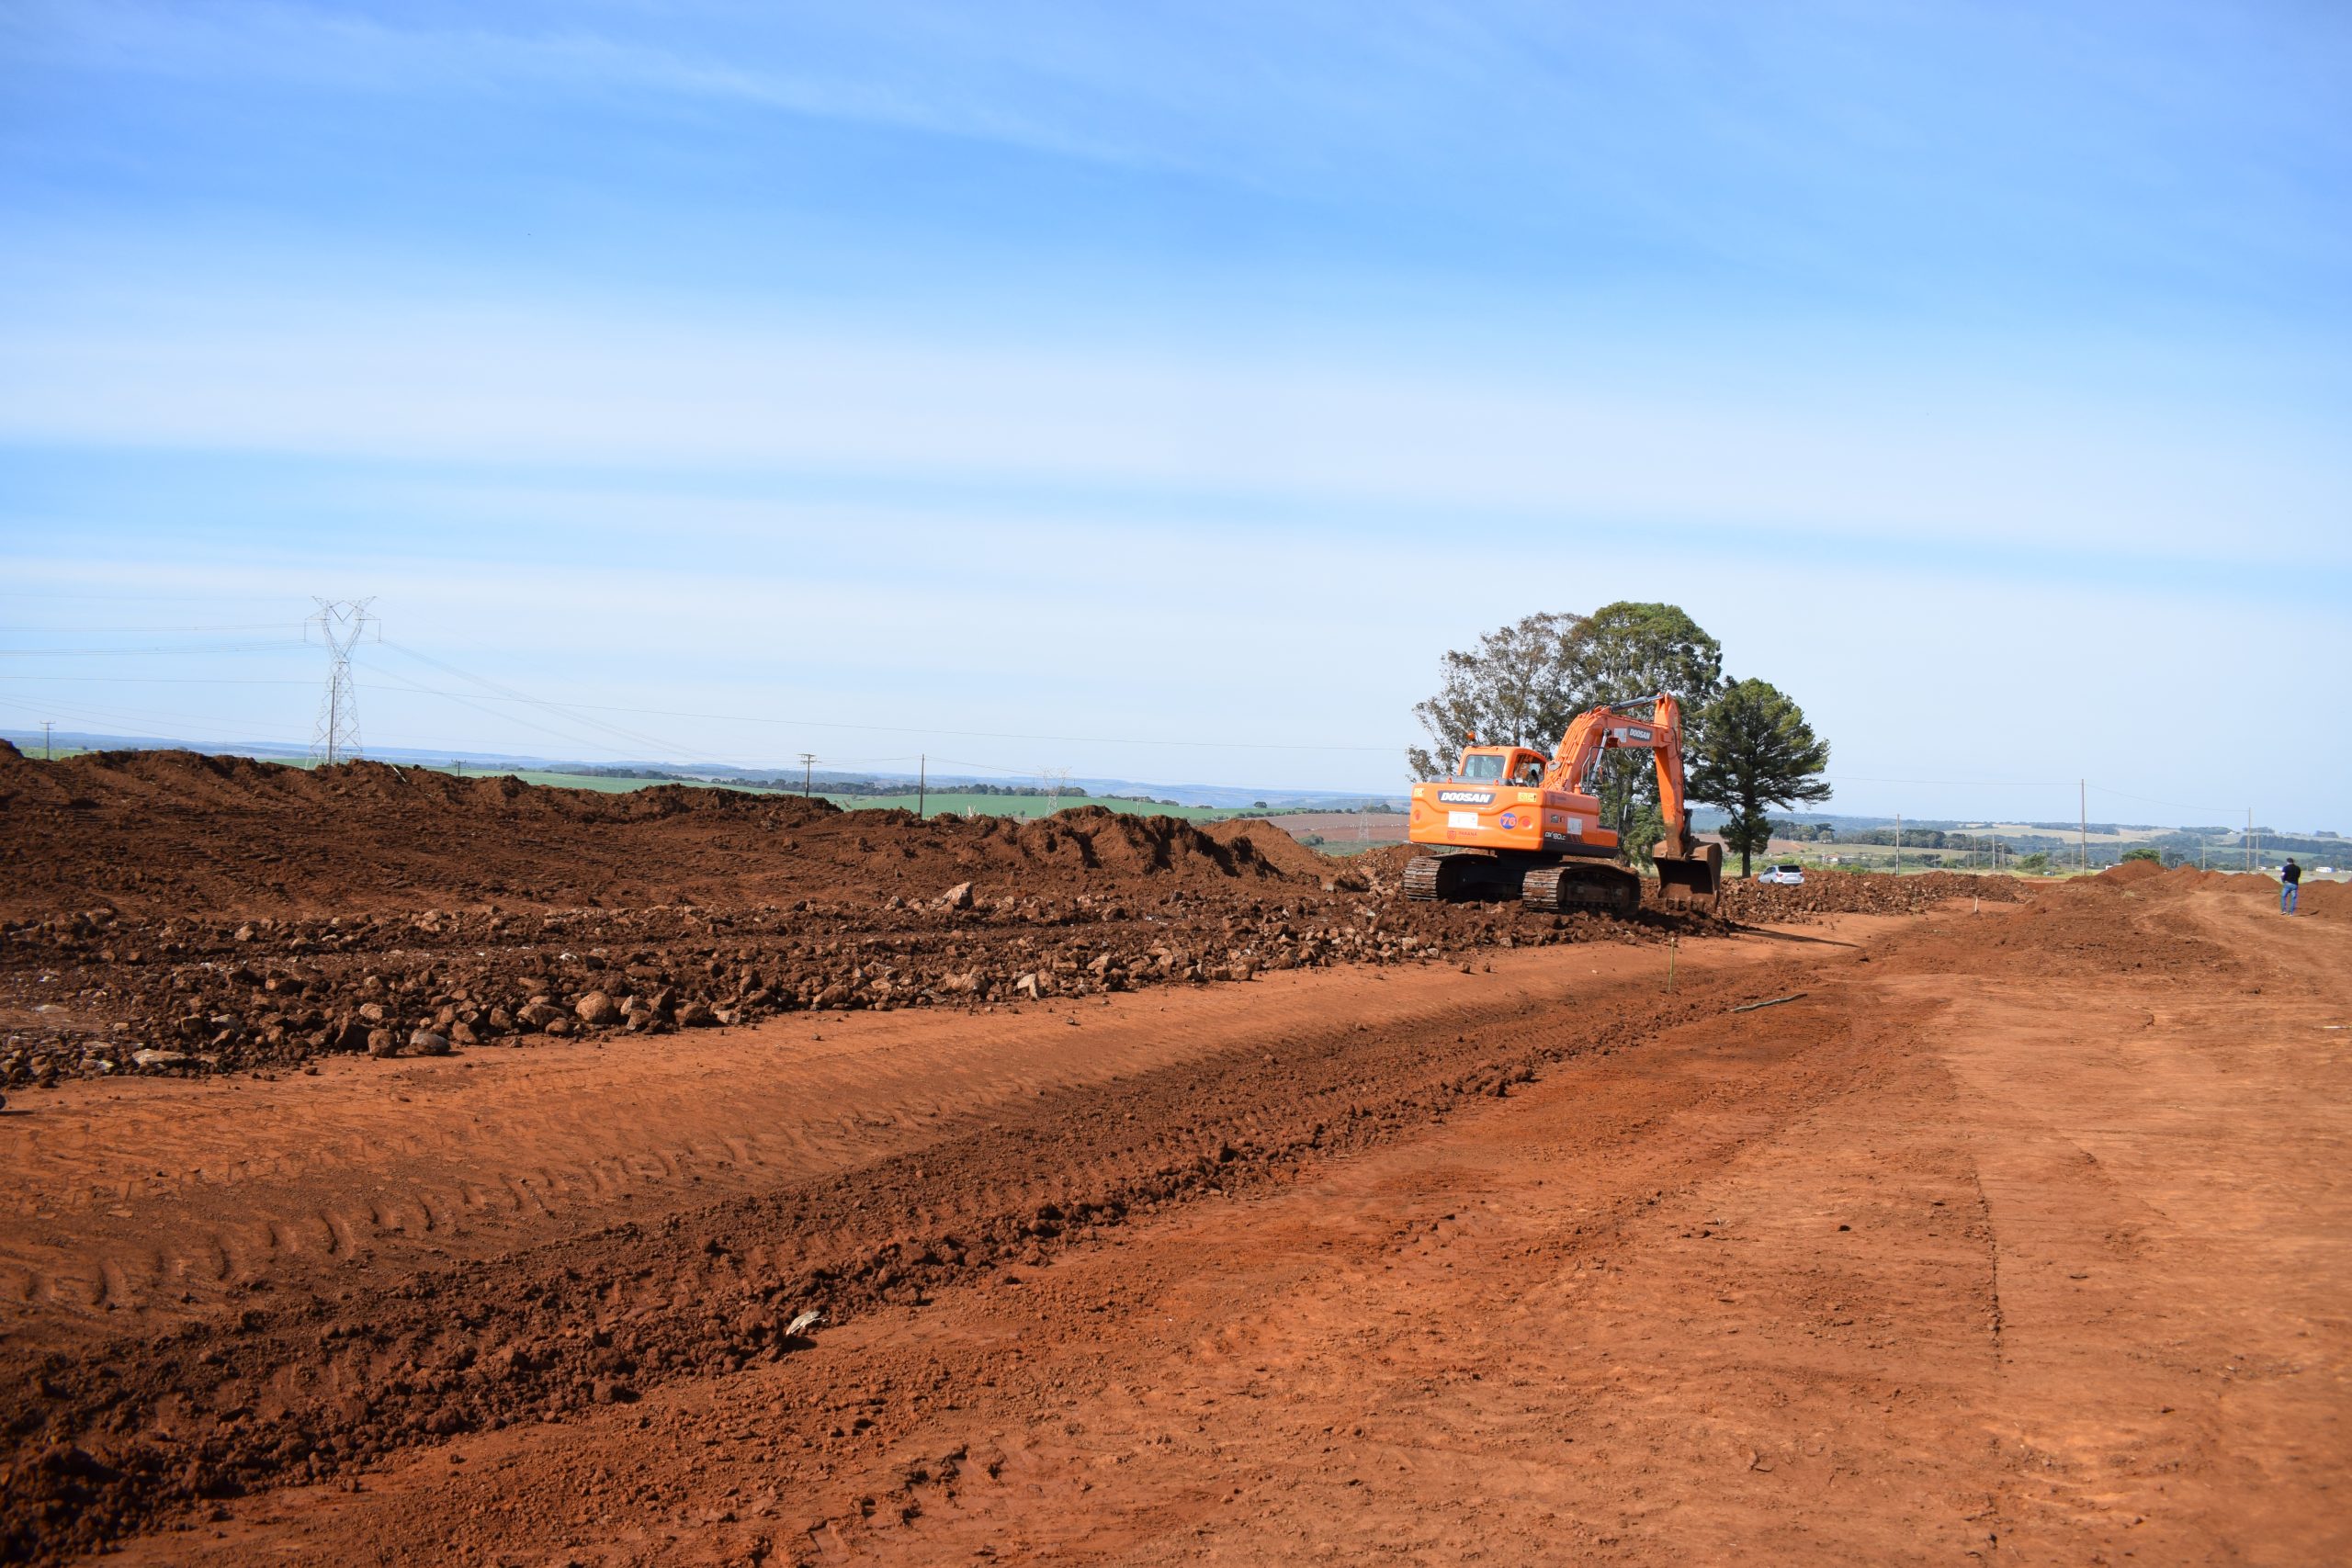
left=1453, top=747, right=1548, bottom=787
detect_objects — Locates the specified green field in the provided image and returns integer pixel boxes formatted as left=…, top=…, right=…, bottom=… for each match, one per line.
left=425, top=768, right=1265, bottom=820
left=818, top=791, right=1257, bottom=823
left=1758, top=838, right=2098, bottom=878
left=452, top=767, right=754, bottom=795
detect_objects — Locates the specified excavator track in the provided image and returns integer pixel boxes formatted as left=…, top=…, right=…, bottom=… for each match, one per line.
left=1403, top=853, right=1524, bottom=902
left=1402, top=854, right=1461, bottom=901
left=1521, top=863, right=1641, bottom=916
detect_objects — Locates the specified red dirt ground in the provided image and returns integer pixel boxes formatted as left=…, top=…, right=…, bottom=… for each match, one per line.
left=0, top=748, right=2013, bottom=1085
left=1238, top=812, right=1413, bottom=851
left=2, top=750, right=2340, bottom=1564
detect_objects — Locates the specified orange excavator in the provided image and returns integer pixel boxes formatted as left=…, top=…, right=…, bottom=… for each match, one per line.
left=1401, top=694, right=1723, bottom=915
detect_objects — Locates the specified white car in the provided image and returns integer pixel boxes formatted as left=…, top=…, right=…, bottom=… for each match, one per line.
left=1757, top=864, right=1806, bottom=886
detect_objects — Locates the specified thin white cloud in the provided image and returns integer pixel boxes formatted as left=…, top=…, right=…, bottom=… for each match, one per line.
left=0, top=0, right=1180, bottom=172
left=2, top=291, right=2341, bottom=568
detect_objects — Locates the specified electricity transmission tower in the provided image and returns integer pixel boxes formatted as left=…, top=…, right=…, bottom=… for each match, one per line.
left=306, top=598, right=378, bottom=766
left=1042, top=767, right=1073, bottom=817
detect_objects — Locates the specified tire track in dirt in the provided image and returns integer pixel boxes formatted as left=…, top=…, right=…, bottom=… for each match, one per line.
left=0, top=990, right=1325, bottom=1329
left=114, top=965, right=1930, bottom=1567
left=0, top=942, right=1833, bottom=1562
left=17, top=877, right=2346, bottom=1566
left=0, top=925, right=1809, bottom=1338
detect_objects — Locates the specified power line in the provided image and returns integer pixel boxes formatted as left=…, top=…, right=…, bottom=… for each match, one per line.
left=0, top=692, right=317, bottom=740
left=0, top=592, right=300, bottom=603
left=372, top=642, right=728, bottom=770
left=1818, top=773, right=2071, bottom=788
left=0, top=641, right=311, bottom=657
left=2085, top=782, right=2242, bottom=818
left=359, top=660, right=667, bottom=763
left=0, top=623, right=303, bottom=633
left=351, top=660, right=1411, bottom=755
left=0, top=675, right=315, bottom=685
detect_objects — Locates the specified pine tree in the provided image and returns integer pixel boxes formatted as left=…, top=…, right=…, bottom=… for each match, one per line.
left=1689, top=680, right=1831, bottom=878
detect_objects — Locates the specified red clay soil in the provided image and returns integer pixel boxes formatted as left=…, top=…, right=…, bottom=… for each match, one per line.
left=2098, top=859, right=2347, bottom=919
left=0, top=743, right=1319, bottom=919
left=0, top=748, right=2021, bottom=1089
left=1715, top=868, right=2015, bottom=920
left=0, top=872, right=2341, bottom=1564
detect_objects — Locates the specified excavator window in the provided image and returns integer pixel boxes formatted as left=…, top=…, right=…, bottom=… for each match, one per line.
left=1512, top=757, right=1545, bottom=786
left=1456, top=753, right=1506, bottom=781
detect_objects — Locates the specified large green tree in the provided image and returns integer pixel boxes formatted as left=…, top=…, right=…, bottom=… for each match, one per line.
left=1570, top=603, right=1724, bottom=844
left=1687, top=679, right=1832, bottom=877
left=1408, top=603, right=1724, bottom=848
left=1406, top=611, right=1592, bottom=781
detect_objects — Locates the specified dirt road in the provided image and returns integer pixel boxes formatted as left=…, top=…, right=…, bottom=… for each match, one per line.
left=5, top=878, right=2346, bottom=1564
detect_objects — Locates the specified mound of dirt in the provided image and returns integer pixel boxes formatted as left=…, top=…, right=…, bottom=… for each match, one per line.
left=2167, top=867, right=2290, bottom=902
left=0, top=885, right=1707, bottom=1083
left=1, top=747, right=1736, bottom=1084
left=2098, top=859, right=2167, bottom=885
left=1205, top=818, right=1370, bottom=889
left=1722, top=870, right=2027, bottom=920
left=0, top=748, right=1317, bottom=920
left=2300, top=880, right=2349, bottom=920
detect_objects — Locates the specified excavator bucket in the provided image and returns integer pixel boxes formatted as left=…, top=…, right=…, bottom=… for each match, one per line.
left=1653, top=840, right=1724, bottom=913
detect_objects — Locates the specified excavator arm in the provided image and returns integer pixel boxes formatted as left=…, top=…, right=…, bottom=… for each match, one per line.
left=1544, top=694, right=1722, bottom=908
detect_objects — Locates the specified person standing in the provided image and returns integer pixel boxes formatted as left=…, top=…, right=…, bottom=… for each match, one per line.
left=2280, top=856, right=2301, bottom=915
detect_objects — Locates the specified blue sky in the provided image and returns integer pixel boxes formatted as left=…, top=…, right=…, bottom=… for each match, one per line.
left=2, top=1, right=2346, bottom=826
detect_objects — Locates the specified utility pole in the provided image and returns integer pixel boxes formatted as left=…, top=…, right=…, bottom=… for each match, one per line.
left=917, top=753, right=926, bottom=818
left=1894, top=811, right=1902, bottom=872
left=2246, top=807, right=2254, bottom=873
left=41, top=720, right=52, bottom=760
left=305, top=598, right=377, bottom=767
left=799, top=753, right=816, bottom=796
left=2079, top=780, right=2088, bottom=874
